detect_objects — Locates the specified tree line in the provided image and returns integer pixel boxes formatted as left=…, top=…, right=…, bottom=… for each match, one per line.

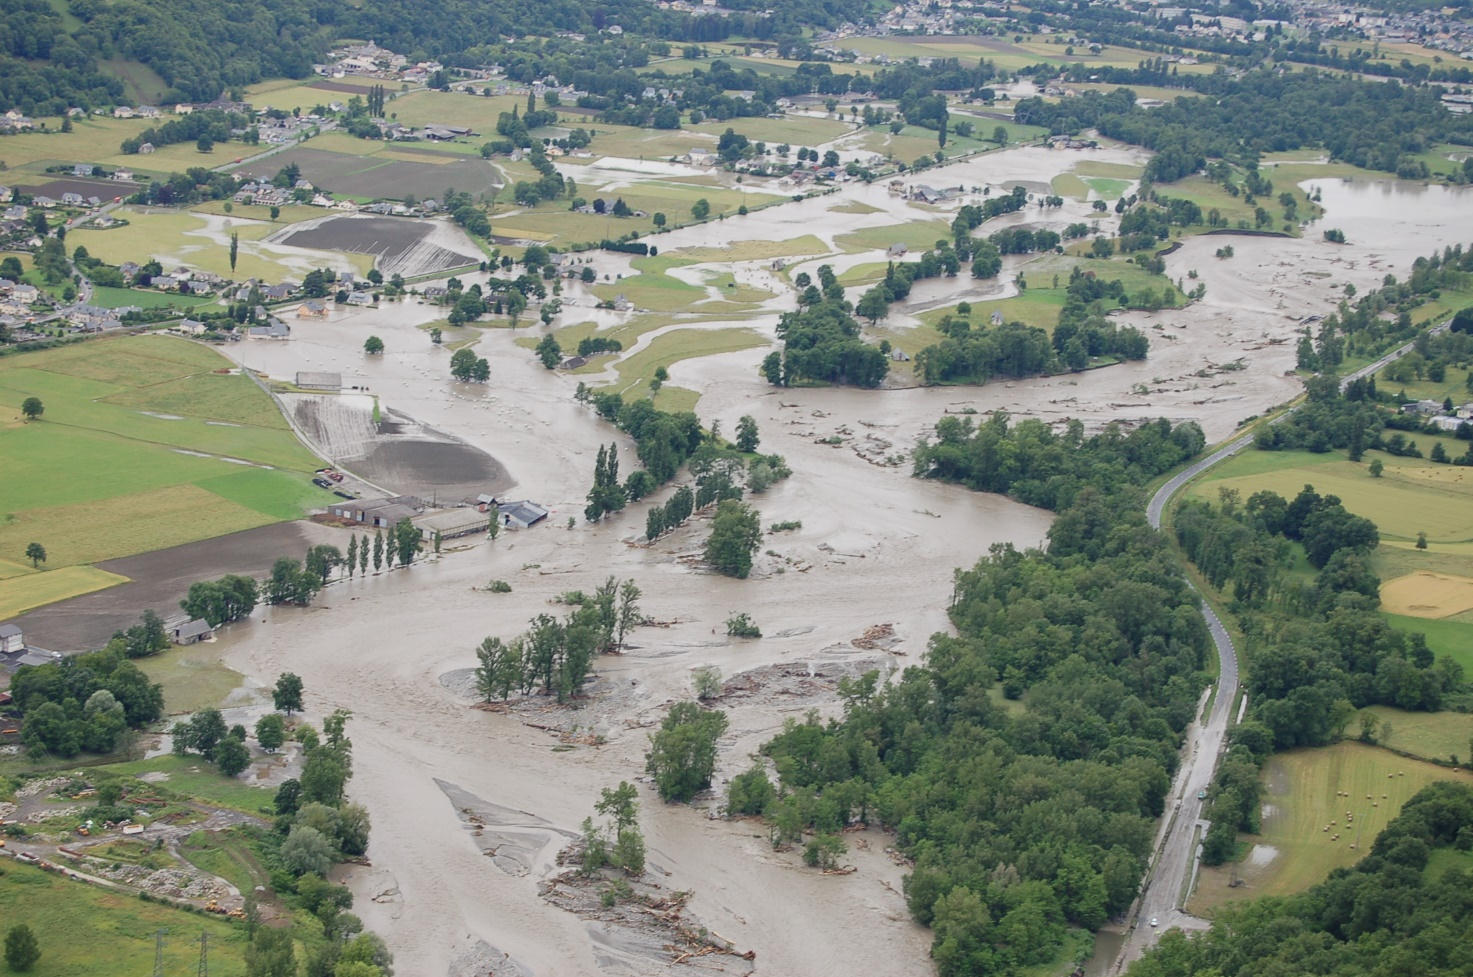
left=705, top=414, right=1217, bottom=973
left=253, top=707, right=397, bottom=977
left=1015, top=71, right=1473, bottom=183
left=913, top=413, right=1206, bottom=514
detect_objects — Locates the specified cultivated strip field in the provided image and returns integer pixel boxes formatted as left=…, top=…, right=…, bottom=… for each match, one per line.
left=0, top=335, right=325, bottom=578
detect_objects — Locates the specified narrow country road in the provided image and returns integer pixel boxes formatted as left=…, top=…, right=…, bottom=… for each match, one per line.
left=1115, top=317, right=1452, bottom=971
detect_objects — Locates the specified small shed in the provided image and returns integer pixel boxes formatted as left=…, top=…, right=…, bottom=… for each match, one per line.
left=0, top=623, right=24, bottom=654
left=171, top=619, right=214, bottom=645
left=498, top=500, right=549, bottom=530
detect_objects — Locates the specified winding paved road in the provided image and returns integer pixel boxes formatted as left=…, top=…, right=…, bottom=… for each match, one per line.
left=1115, top=318, right=1452, bottom=971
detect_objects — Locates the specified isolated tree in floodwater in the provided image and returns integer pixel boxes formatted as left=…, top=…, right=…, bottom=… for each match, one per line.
left=735, top=415, right=760, bottom=453
left=646, top=701, right=728, bottom=802
left=703, top=500, right=762, bottom=578
left=274, top=672, right=304, bottom=715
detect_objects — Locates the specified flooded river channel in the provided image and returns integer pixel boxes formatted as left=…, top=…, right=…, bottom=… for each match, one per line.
left=212, top=164, right=1473, bottom=975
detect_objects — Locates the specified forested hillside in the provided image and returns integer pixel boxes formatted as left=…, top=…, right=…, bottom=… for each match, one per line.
left=1129, top=781, right=1473, bottom=977
left=0, top=0, right=884, bottom=111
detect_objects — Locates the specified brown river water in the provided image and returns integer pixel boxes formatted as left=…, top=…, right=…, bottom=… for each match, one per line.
left=210, top=166, right=1471, bottom=975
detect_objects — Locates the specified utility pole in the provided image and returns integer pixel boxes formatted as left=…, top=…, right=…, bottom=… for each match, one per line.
left=153, top=930, right=166, bottom=977
left=198, top=931, right=209, bottom=977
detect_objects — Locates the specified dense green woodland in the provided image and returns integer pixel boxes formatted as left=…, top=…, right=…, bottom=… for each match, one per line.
left=761, top=500, right=1207, bottom=975
left=746, top=419, right=1211, bottom=975
left=0, top=0, right=882, bottom=109
left=1017, top=72, right=1473, bottom=181
left=913, top=414, right=1205, bottom=514
left=1130, top=782, right=1473, bottom=977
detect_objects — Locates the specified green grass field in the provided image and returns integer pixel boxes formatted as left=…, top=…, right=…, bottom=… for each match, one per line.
left=1192, top=447, right=1473, bottom=543
left=101, top=58, right=170, bottom=106
left=832, top=34, right=1219, bottom=73
left=1049, top=160, right=1143, bottom=204
left=667, top=235, right=829, bottom=263
left=87, top=285, right=219, bottom=311
left=101, top=754, right=276, bottom=815
left=0, top=335, right=327, bottom=577
left=0, top=116, right=157, bottom=171
left=0, top=565, right=129, bottom=620
left=835, top=220, right=952, bottom=254
left=490, top=174, right=782, bottom=249
left=591, top=255, right=708, bottom=313
left=693, top=116, right=852, bottom=149
left=1379, top=612, right=1473, bottom=673
left=837, top=261, right=890, bottom=287
left=601, top=327, right=767, bottom=403
left=69, top=207, right=373, bottom=282
left=1425, top=845, right=1473, bottom=881
left=179, top=827, right=271, bottom=897
left=138, top=641, right=248, bottom=716
left=0, top=861, right=249, bottom=977
left=1051, top=173, right=1089, bottom=200
left=1362, top=706, right=1473, bottom=764
left=1189, top=742, right=1471, bottom=914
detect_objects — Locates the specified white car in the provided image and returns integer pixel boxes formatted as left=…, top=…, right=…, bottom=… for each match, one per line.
left=1149, top=917, right=1159, bottom=927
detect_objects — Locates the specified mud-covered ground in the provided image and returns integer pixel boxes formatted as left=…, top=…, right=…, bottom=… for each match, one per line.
left=195, top=149, right=1473, bottom=977
left=12, top=521, right=348, bottom=651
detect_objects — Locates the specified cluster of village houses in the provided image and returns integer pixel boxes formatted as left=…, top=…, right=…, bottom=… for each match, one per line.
left=0, top=256, right=381, bottom=340
left=816, top=0, right=1473, bottom=60
left=1399, top=398, right=1473, bottom=433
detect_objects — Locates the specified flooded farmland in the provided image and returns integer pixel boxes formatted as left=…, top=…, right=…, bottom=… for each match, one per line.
left=207, top=154, right=1473, bottom=975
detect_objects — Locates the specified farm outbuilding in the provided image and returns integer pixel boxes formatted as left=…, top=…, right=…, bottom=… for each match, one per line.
left=296, top=371, right=342, bottom=391
left=413, top=507, right=490, bottom=540
left=171, top=619, right=214, bottom=644
left=329, top=496, right=423, bottom=527
left=0, top=623, right=24, bottom=654
left=498, top=500, right=549, bottom=530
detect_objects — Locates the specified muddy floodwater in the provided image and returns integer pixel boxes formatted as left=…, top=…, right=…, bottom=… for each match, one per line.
left=210, top=156, right=1473, bottom=976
